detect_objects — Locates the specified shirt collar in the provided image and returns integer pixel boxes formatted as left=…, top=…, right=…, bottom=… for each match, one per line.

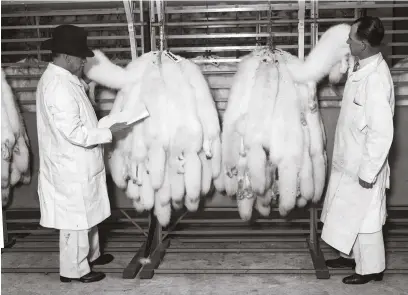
left=357, top=52, right=382, bottom=69
left=47, top=63, right=83, bottom=86
left=350, top=53, right=383, bottom=82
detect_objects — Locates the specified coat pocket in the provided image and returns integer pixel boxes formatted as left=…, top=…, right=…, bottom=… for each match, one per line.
left=83, top=168, right=108, bottom=206
left=350, top=104, right=368, bottom=134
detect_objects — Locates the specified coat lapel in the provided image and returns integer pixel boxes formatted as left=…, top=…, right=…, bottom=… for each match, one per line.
left=349, top=54, right=384, bottom=82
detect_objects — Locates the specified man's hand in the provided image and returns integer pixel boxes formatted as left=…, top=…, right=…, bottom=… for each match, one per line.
left=109, top=122, right=131, bottom=134
left=359, top=177, right=374, bottom=189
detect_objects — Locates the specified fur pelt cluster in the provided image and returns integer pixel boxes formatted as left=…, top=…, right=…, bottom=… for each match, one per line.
left=84, top=23, right=355, bottom=224
left=1, top=69, right=31, bottom=207
left=85, top=51, right=222, bottom=226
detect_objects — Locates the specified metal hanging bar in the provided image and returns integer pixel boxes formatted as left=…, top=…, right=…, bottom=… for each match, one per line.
left=156, top=0, right=166, bottom=51
left=139, top=0, right=145, bottom=53
left=266, top=0, right=275, bottom=51
left=298, top=0, right=305, bottom=60
left=150, top=0, right=157, bottom=51
left=123, top=0, right=138, bottom=60
left=306, top=0, right=330, bottom=280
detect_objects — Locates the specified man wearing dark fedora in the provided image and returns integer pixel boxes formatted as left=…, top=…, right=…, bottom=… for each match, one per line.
left=36, top=24, right=129, bottom=283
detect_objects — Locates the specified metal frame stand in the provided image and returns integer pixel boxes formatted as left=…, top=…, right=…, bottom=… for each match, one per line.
left=123, top=210, right=170, bottom=279
left=121, top=0, right=331, bottom=280
left=2, top=209, right=16, bottom=251
left=305, top=0, right=330, bottom=279
left=307, top=207, right=330, bottom=279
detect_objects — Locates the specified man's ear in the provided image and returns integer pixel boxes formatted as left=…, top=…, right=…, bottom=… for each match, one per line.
left=63, top=54, right=71, bottom=64
left=361, top=41, right=367, bottom=51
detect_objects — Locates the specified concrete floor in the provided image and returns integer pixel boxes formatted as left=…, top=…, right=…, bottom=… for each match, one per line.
left=2, top=236, right=408, bottom=295
left=2, top=273, right=408, bottom=295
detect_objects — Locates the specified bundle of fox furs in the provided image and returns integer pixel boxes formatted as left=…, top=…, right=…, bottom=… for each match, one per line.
left=219, top=23, right=354, bottom=220
left=84, top=50, right=222, bottom=226
left=1, top=69, right=31, bottom=207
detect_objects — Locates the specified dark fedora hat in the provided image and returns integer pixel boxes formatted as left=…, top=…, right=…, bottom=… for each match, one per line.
left=42, top=24, right=94, bottom=58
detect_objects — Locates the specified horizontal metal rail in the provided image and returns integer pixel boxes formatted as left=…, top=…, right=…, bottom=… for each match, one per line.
left=162, top=2, right=408, bottom=14
left=151, top=17, right=408, bottom=27
left=1, top=8, right=139, bottom=17
left=1, top=22, right=146, bottom=30
left=1, top=35, right=140, bottom=43
left=1, top=48, right=139, bottom=55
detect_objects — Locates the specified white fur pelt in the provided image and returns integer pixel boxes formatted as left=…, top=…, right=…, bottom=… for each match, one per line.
left=1, top=68, right=31, bottom=206
left=286, top=23, right=353, bottom=84
left=222, top=32, right=349, bottom=220
left=219, top=23, right=350, bottom=219
left=84, top=50, right=221, bottom=226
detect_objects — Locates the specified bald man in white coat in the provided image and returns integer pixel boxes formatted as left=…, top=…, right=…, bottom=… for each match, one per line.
left=321, top=16, right=395, bottom=285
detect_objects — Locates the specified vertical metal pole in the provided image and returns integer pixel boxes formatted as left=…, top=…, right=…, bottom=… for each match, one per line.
left=150, top=0, right=157, bottom=51
left=298, top=0, right=305, bottom=60
left=256, top=11, right=261, bottom=44
left=310, top=0, right=319, bottom=252
left=35, top=16, right=41, bottom=61
left=123, top=0, right=138, bottom=60
left=157, top=0, right=165, bottom=51
left=139, top=0, right=145, bottom=54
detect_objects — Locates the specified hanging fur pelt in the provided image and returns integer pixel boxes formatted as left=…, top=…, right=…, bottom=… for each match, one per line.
left=84, top=50, right=222, bottom=226
left=286, top=23, right=354, bottom=85
left=1, top=69, right=31, bottom=206
left=219, top=23, right=353, bottom=220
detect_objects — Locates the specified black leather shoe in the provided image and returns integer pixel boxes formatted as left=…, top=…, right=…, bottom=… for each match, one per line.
left=90, top=254, right=114, bottom=267
left=60, top=271, right=106, bottom=283
left=342, top=272, right=384, bottom=285
left=326, top=257, right=356, bottom=269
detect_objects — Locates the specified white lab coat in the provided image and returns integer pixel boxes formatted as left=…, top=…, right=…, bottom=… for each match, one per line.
left=321, top=53, right=395, bottom=255
left=36, top=63, right=113, bottom=231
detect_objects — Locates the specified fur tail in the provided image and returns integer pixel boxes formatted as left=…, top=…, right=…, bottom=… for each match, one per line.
left=125, top=179, right=140, bottom=200
left=296, top=196, right=308, bottom=208
left=237, top=197, right=255, bottom=222
left=278, top=159, right=299, bottom=216
left=108, top=150, right=128, bottom=189
left=213, top=172, right=225, bottom=192
left=9, top=161, right=21, bottom=186
left=211, top=137, right=222, bottom=179
left=247, top=145, right=267, bottom=195
left=132, top=199, right=145, bottom=213
left=311, top=154, right=327, bottom=203
left=154, top=193, right=172, bottom=227
left=255, top=189, right=273, bottom=217
left=20, top=170, right=31, bottom=185
left=299, top=125, right=314, bottom=201
left=199, top=151, right=212, bottom=196
left=168, top=159, right=185, bottom=203
left=1, top=159, right=10, bottom=188
left=84, top=50, right=129, bottom=89
left=184, top=152, right=202, bottom=211
left=2, top=186, right=10, bottom=207
left=141, top=163, right=155, bottom=210
left=147, top=143, right=166, bottom=190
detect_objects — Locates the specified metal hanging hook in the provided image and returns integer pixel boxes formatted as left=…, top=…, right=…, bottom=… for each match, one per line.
left=267, top=0, right=275, bottom=52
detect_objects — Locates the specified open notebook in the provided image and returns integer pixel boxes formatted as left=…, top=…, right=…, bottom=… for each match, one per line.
left=97, top=103, right=150, bottom=129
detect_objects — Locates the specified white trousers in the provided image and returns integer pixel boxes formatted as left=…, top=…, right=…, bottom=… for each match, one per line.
left=59, top=226, right=101, bottom=278
left=340, top=230, right=385, bottom=275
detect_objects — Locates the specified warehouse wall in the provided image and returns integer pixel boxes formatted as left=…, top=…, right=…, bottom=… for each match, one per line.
left=8, top=104, right=408, bottom=209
